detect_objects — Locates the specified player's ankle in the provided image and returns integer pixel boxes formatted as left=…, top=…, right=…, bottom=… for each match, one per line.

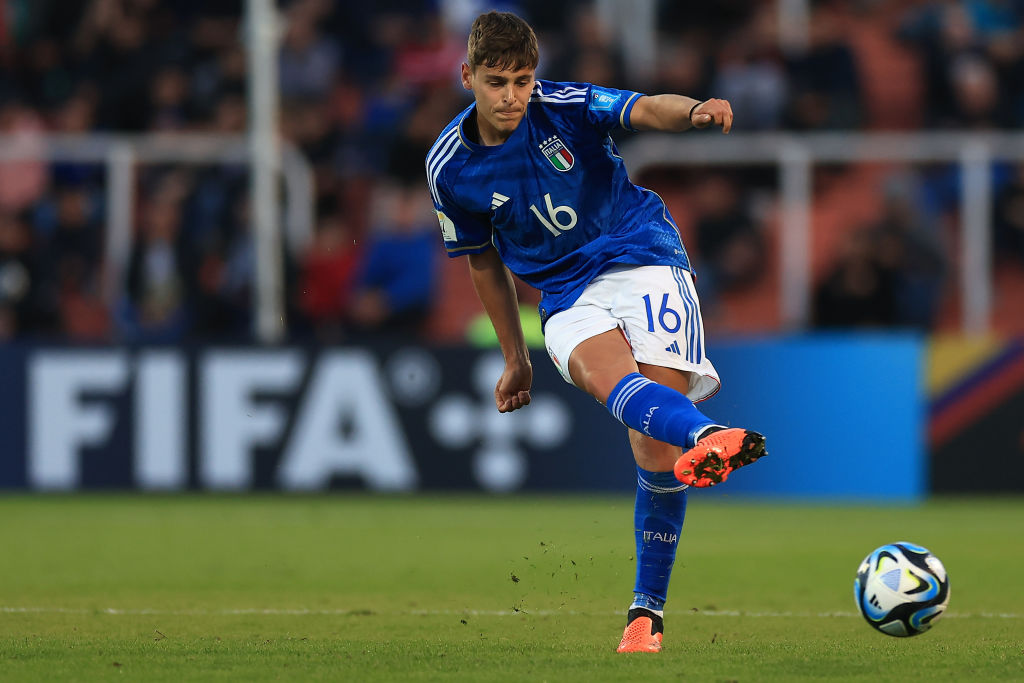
left=630, top=592, right=665, bottom=615
left=690, top=423, right=725, bottom=446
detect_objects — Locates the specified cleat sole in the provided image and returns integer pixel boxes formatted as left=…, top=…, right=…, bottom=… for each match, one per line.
left=674, top=429, right=768, bottom=488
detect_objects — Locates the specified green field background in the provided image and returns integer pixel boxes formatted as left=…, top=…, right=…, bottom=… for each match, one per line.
left=1, top=495, right=1021, bottom=681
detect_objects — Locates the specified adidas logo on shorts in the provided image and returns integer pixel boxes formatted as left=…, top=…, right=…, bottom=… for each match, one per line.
left=664, top=341, right=681, bottom=355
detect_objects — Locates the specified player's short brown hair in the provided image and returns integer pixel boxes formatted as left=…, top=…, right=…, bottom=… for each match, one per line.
left=467, top=11, right=538, bottom=72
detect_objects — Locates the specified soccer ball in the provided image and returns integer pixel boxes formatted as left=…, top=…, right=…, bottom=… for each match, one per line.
left=853, top=542, right=950, bottom=637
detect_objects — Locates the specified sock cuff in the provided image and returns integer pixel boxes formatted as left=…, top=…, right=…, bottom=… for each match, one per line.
left=637, top=466, right=688, bottom=493
left=689, top=422, right=726, bottom=447
left=608, top=372, right=653, bottom=423
left=631, top=592, right=666, bottom=613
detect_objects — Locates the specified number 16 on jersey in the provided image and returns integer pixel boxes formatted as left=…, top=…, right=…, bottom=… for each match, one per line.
left=530, top=193, right=578, bottom=236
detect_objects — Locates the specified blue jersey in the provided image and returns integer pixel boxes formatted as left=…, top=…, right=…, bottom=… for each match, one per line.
left=426, top=79, right=691, bottom=324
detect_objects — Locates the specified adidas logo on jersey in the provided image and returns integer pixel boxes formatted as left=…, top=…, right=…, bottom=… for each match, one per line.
left=491, top=192, right=510, bottom=209
left=664, top=341, right=681, bottom=355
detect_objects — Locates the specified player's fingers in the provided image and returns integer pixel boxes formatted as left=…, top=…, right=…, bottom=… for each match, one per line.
left=721, top=109, right=733, bottom=134
left=518, top=391, right=531, bottom=406
left=694, top=113, right=713, bottom=127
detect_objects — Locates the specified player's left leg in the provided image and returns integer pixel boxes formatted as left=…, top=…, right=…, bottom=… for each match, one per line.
left=617, top=364, right=692, bottom=654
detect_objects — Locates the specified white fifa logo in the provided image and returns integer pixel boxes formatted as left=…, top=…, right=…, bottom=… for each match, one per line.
left=529, top=193, right=577, bottom=236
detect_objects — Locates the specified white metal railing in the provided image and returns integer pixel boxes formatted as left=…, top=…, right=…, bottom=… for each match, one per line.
left=4, top=131, right=1017, bottom=337
left=247, top=0, right=286, bottom=343
left=620, top=131, right=1024, bottom=333
left=0, top=132, right=314, bottom=333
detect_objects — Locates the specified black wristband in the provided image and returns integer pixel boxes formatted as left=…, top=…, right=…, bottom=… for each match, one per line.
left=688, top=101, right=703, bottom=123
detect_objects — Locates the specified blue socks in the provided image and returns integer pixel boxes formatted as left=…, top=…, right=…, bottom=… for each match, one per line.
left=606, top=373, right=716, bottom=448
left=631, top=466, right=688, bottom=612
left=607, top=373, right=714, bottom=612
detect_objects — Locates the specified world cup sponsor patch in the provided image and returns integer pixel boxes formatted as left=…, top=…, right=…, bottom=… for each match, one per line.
left=589, top=86, right=620, bottom=112
left=436, top=210, right=457, bottom=241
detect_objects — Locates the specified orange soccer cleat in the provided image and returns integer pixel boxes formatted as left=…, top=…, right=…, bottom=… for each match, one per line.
left=616, top=608, right=664, bottom=653
left=674, top=427, right=767, bottom=487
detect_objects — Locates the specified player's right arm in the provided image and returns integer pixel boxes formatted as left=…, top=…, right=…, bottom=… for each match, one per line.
left=467, top=249, right=533, bottom=413
left=427, top=128, right=531, bottom=412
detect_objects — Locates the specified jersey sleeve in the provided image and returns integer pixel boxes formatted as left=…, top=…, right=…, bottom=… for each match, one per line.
left=584, top=84, right=643, bottom=134
left=432, top=183, right=493, bottom=258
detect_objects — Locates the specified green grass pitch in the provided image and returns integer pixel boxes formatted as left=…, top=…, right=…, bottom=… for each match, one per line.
left=1, top=494, right=1022, bottom=681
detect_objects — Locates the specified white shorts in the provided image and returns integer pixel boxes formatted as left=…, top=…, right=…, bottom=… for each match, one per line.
left=543, top=264, right=721, bottom=402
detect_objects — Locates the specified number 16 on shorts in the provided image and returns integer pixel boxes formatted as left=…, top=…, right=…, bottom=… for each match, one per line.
left=642, top=293, right=682, bottom=333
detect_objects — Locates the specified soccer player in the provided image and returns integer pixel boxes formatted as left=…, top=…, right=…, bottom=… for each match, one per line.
left=426, top=11, right=768, bottom=653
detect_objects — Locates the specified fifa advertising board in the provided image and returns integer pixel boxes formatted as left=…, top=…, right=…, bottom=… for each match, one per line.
left=0, top=337, right=925, bottom=499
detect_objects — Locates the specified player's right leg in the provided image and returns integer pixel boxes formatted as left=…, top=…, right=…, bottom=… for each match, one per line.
left=551, top=326, right=723, bottom=451
left=544, top=265, right=767, bottom=487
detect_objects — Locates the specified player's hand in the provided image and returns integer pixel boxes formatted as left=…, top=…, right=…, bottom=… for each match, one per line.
left=690, top=98, right=733, bottom=133
left=495, top=360, right=532, bottom=413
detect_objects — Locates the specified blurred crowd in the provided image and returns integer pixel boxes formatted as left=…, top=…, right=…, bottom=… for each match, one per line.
left=0, top=0, right=1023, bottom=343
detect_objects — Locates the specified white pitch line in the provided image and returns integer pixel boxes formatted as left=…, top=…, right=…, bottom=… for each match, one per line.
left=1, top=607, right=1020, bottom=619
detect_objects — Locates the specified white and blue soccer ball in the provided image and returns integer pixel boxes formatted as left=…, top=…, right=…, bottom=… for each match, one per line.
left=854, top=542, right=950, bottom=637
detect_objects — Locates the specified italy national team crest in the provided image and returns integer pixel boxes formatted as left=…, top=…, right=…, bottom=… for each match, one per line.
left=539, top=135, right=574, bottom=172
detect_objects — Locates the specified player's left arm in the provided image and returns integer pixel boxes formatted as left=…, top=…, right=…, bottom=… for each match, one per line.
left=629, top=95, right=733, bottom=133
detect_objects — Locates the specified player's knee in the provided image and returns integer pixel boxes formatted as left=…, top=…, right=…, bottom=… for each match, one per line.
left=570, top=365, right=616, bottom=404
left=630, top=431, right=680, bottom=471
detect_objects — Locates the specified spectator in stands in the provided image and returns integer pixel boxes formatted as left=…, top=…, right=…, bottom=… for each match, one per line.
left=898, top=0, right=1022, bottom=128
left=691, top=174, right=765, bottom=310
left=4, top=0, right=1022, bottom=343
left=192, top=192, right=255, bottom=341
left=42, top=182, right=110, bottom=340
left=712, top=5, right=788, bottom=131
left=994, top=162, right=1024, bottom=265
left=649, top=40, right=712, bottom=105
left=191, top=44, right=247, bottom=121
left=116, top=174, right=196, bottom=343
left=294, top=211, right=361, bottom=342
left=815, top=171, right=949, bottom=331
left=0, top=209, right=48, bottom=339
left=73, top=1, right=158, bottom=132
left=962, top=0, right=1024, bottom=121
left=51, top=87, right=99, bottom=134
left=813, top=229, right=899, bottom=329
left=349, top=183, right=437, bottom=337
left=147, top=65, right=192, bottom=132
left=784, top=1, right=864, bottom=130
left=386, top=85, right=467, bottom=187
left=947, top=52, right=1008, bottom=128
left=0, top=98, right=49, bottom=214
left=898, top=1, right=972, bottom=127
left=543, top=3, right=626, bottom=87
left=869, top=172, right=949, bottom=330
left=278, top=0, right=341, bottom=101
